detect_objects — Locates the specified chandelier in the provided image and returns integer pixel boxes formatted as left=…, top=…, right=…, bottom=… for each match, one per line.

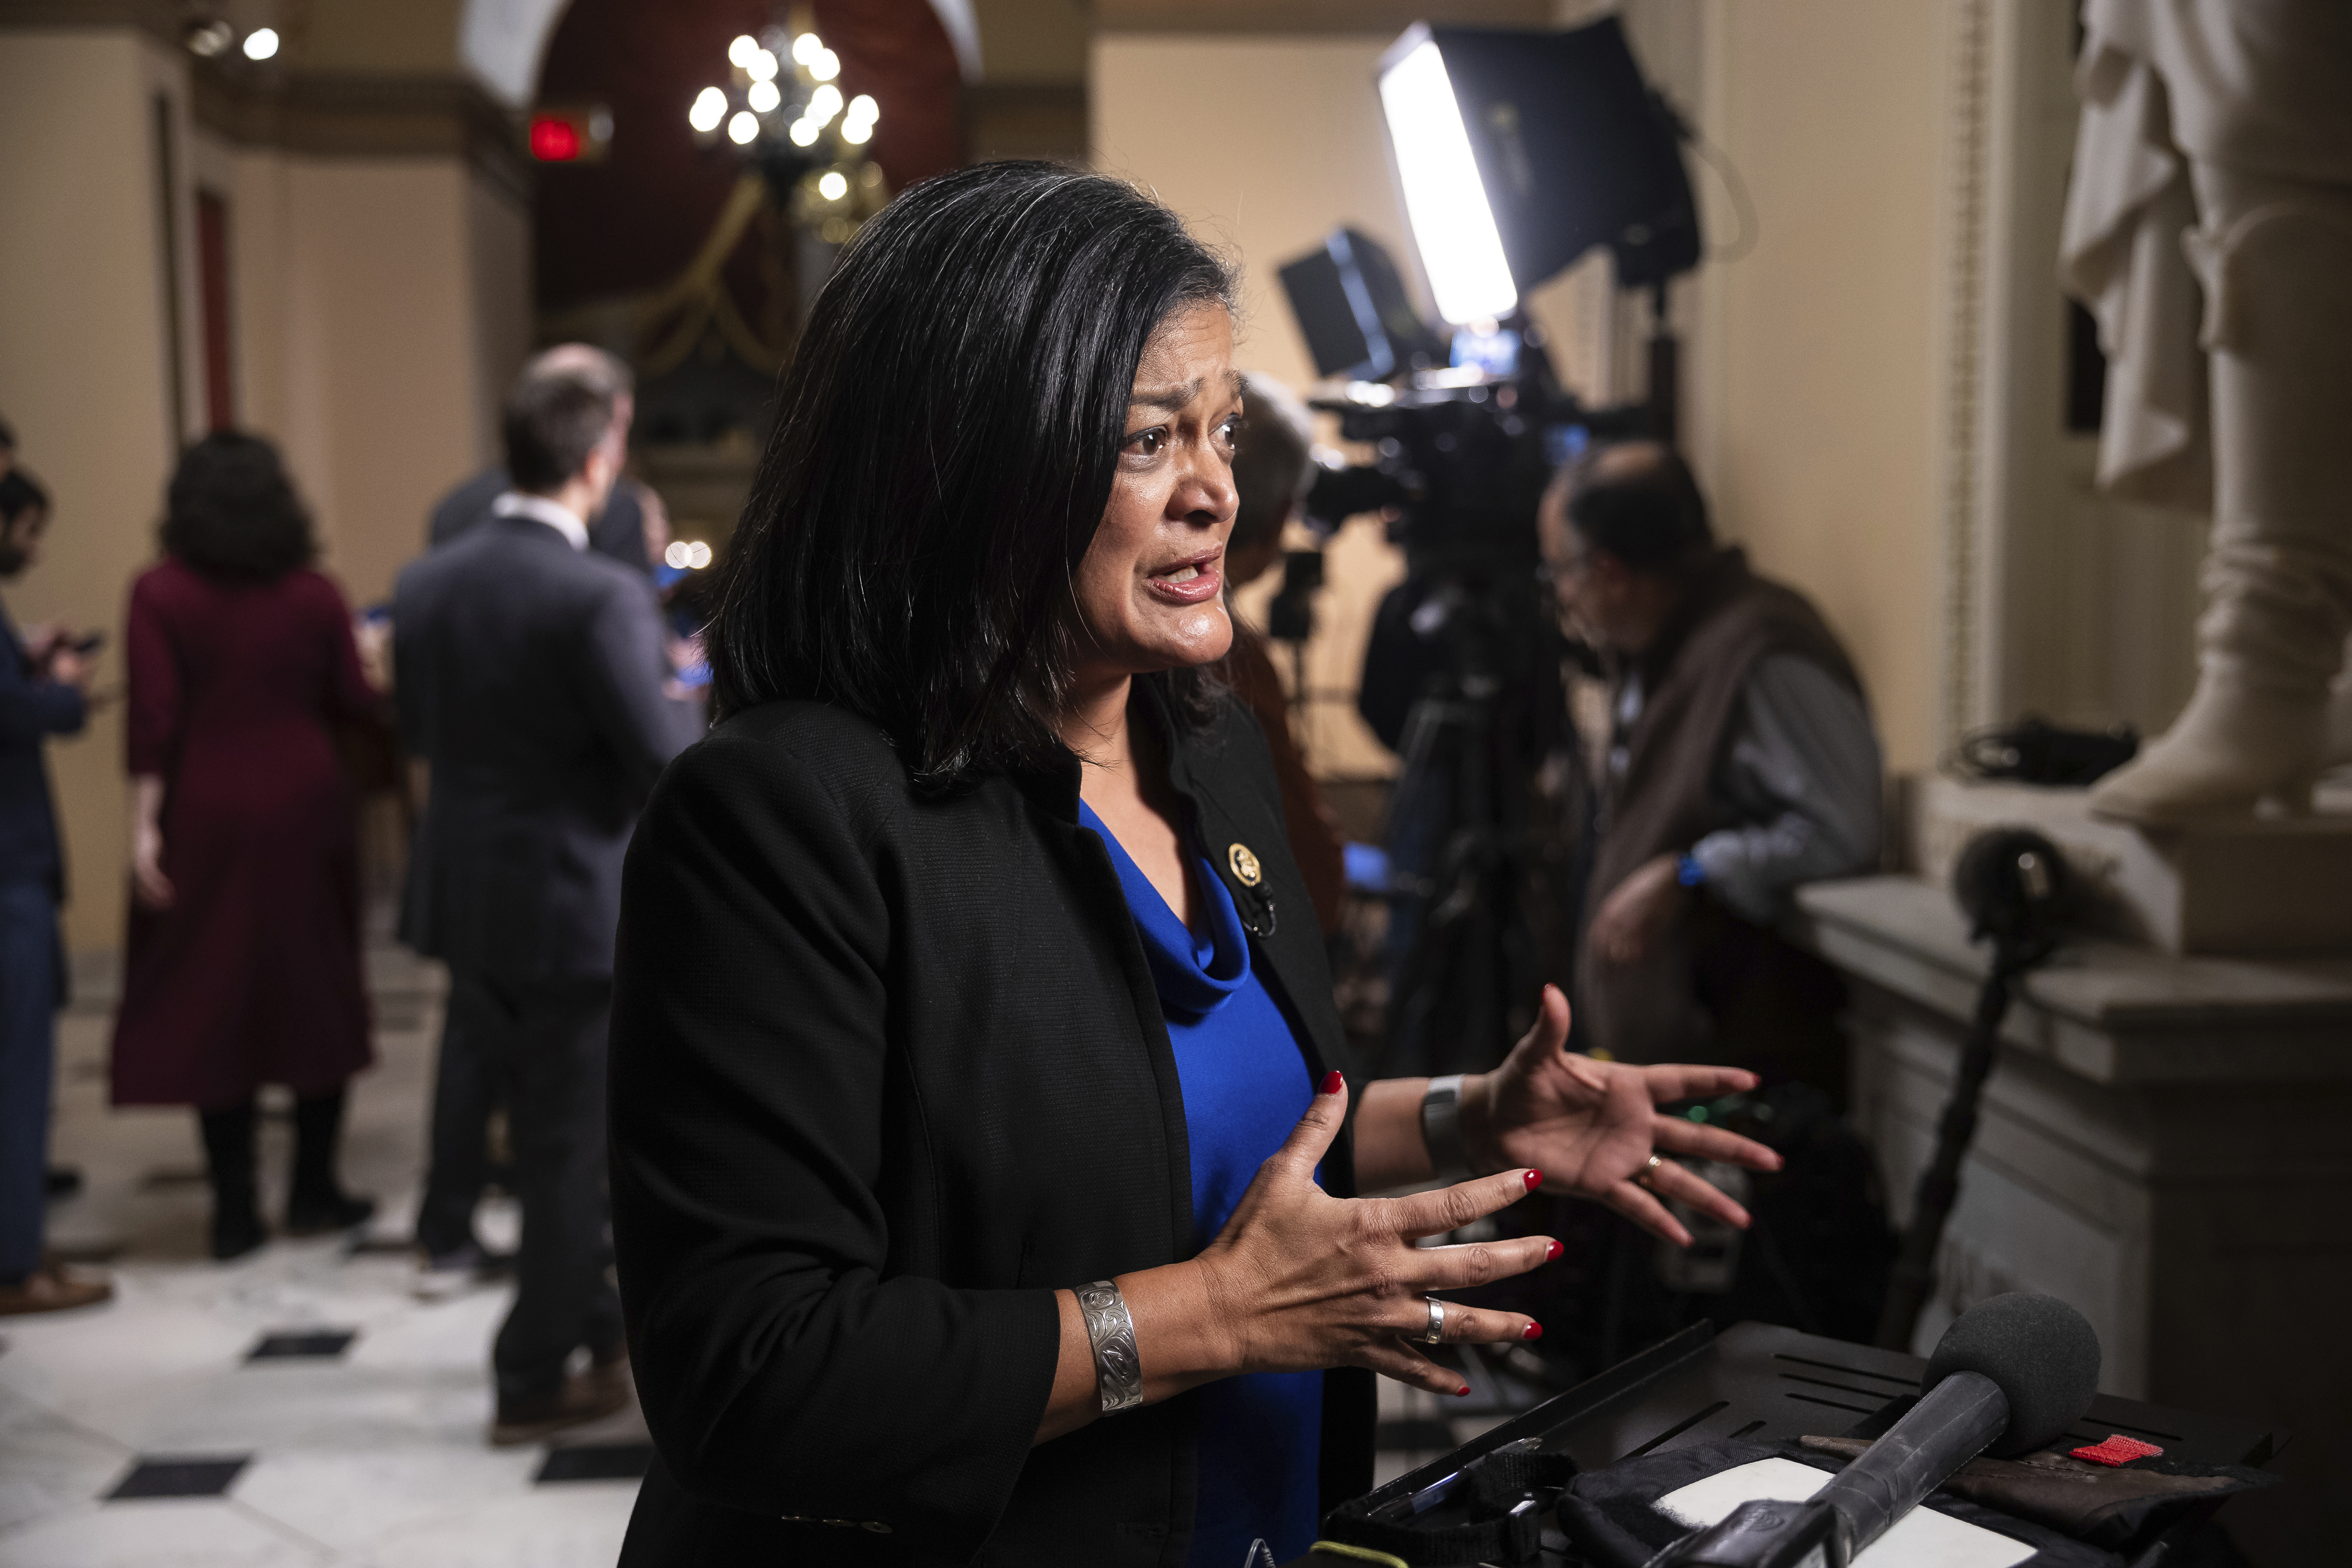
left=686, top=24, right=886, bottom=246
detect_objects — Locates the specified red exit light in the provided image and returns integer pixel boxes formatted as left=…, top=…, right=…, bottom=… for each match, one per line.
left=529, top=115, right=581, bottom=161
left=526, top=105, right=609, bottom=163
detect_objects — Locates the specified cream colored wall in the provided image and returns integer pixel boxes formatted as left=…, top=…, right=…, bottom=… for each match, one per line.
left=1094, top=11, right=1962, bottom=779
left=1678, top=0, right=1952, bottom=775
left=220, top=152, right=512, bottom=607
left=467, top=173, right=535, bottom=475
left=303, top=0, right=469, bottom=75
left=0, top=29, right=193, bottom=955
left=1093, top=34, right=1415, bottom=780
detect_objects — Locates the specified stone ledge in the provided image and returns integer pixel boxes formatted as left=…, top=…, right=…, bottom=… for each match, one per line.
left=1788, top=875, right=2352, bottom=1085
left=1913, top=775, right=2352, bottom=955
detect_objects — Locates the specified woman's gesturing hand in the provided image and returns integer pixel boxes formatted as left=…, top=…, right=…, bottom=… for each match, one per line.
left=1468, top=984, right=1781, bottom=1246
left=1189, top=1072, right=1555, bottom=1398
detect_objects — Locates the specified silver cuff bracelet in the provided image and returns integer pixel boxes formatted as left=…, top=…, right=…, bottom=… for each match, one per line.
left=1420, top=1073, right=1471, bottom=1179
left=1077, top=1279, right=1144, bottom=1414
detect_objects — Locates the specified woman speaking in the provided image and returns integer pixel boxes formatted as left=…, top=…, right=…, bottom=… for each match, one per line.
left=609, top=162, right=1776, bottom=1567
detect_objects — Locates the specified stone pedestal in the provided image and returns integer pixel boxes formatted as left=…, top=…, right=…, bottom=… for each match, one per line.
left=1787, top=875, right=2352, bottom=1565
left=1910, top=775, right=2352, bottom=954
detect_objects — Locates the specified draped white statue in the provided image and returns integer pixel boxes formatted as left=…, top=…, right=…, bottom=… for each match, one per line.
left=2060, top=0, right=2352, bottom=823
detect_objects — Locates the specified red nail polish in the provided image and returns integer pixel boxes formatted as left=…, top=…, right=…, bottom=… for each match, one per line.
left=1545, top=1239, right=1562, bottom=1262
left=1456, top=1385, right=1472, bottom=1398
left=1523, top=1169, right=1543, bottom=1192
left=1319, top=1070, right=1343, bottom=1096
left=1522, top=1322, right=1544, bottom=1342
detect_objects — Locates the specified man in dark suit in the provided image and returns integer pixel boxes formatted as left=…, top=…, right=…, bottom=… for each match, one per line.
left=395, top=366, right=693, bottom=1441
left=427, top=344, right=653, bottom=574
left=0, top=469, right=111, bottom=1317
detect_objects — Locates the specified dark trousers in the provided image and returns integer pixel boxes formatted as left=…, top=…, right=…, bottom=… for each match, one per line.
left=0, top=879, right=59, bottom=1282
left=443, top=969, right=623, bottom=1399
left=416, top=988, right=500, bottom=1259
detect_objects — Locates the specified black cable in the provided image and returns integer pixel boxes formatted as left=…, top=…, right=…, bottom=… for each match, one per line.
left=1875, top=828, right=2066, bottom=1350
left=1873, top=940, right=2033, bottom=1350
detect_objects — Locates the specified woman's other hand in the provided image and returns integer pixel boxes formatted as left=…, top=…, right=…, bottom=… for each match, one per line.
left=1468, top=984, right=1780, bottom=1245
left=129, top=773, right=174, bottom=910
left=131, top=824, right=173, bottom=909
left=1187, top=1074, right=1554, bottom=1398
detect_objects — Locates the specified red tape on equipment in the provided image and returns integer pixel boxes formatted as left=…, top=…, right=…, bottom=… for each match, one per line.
left=2070, top=1435, right=2163, bottom=1467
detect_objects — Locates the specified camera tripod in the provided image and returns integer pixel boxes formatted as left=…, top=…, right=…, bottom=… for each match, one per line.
left=1376, top=576, right=1561, bottom=1081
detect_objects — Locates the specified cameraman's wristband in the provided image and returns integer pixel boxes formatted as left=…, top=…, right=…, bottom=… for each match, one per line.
left=1420, top=1075, right=1472, bottom=1180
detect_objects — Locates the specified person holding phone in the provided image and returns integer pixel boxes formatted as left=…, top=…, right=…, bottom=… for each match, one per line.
left=0, top=466, right=112, bottom=1316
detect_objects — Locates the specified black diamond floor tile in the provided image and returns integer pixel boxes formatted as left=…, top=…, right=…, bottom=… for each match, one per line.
left=536, top=1443, right=656, bottom=1484
left=106, top=1455, right=251, bottom=1500
left=246, top=1329, right=358, bottom=1360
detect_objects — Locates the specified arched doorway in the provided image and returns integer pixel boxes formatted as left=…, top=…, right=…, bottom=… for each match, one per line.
left=522, top=0, right=963, bottom=548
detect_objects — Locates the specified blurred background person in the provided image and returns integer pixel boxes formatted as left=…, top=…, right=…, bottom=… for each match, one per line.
left=427, top=344, right=654, bottom=576
left=0, top=465, right=111, bottom=1315
left=395, top=363, right=693, bottom=1443
left=407, top=352, right=684, bottom=1304
left=1543, top=442, right=1881, bottom=1098
left=109, top=434, right=384, bottom=1262
left=1221, top=371, right=1346, bottom=934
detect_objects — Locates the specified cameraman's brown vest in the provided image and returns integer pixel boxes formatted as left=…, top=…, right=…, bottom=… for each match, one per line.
left=1575, top=547, right=1863, bottom=1072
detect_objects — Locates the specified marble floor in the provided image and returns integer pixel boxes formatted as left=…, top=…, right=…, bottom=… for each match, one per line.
left=0, top=936, right=646, bottom=1568
left=1, top=927, right=1505, bottom=1567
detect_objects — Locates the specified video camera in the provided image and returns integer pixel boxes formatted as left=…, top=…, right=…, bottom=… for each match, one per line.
left=1278, top=15, right=1702, bottom=566
left=1269, top=14, right=1707, bottom=1076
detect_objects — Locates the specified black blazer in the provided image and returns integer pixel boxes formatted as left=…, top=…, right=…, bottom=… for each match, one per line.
left=393, top=515, right=692, bottom=981
left=609, top=680, right=1375, bottom=1566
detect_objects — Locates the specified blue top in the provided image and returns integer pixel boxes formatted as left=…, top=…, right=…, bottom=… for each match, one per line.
left=1079, top=801, right=1324, bottom=1568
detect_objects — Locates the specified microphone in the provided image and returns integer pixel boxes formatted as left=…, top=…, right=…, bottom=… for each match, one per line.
left=1656, top=1293, right=2100, bottom=1567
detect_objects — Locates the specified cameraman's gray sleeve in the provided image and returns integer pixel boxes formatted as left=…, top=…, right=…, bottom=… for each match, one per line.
left=1688, top=654, right=1882, bottom=924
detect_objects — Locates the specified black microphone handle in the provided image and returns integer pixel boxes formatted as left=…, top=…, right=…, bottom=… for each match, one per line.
left=1815, top=1369, right=2008, bottom=1556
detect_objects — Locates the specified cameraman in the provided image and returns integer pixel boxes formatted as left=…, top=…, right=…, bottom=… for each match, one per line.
left=1544, top=442, right=1880, bottom=1096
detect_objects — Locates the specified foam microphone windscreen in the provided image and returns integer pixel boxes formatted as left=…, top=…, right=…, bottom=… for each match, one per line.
left=1923, top=1292, right=2102, bottom=1457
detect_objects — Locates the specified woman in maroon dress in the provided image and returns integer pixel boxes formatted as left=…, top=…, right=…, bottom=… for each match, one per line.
left=111, top=433, right=381, bottom=1261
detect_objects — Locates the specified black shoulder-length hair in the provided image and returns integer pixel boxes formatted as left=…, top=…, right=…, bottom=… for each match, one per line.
left=162, top=431, right=318, bottom=582
left=707, top=161, right=1237, bottom=790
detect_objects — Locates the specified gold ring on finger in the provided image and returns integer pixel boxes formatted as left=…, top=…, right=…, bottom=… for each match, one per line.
left=1420, top=1296, right=1446, bottom=1344
left=1635, top=1154, right=1665, bottom=1189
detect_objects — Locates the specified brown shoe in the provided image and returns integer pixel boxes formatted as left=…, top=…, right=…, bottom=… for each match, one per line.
left=0, top=1262, right=113, bottom=1317
left=586, top=1343, right=633, bottom=1402
left=489, top=1370, right=629, bottom=1447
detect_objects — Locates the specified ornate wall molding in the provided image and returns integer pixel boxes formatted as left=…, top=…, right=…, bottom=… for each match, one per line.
left=0, top=0, right=179, bottom=41
left=188, top=67, right=531, bottom=204
left=0, top=5, right=529, bottom=203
